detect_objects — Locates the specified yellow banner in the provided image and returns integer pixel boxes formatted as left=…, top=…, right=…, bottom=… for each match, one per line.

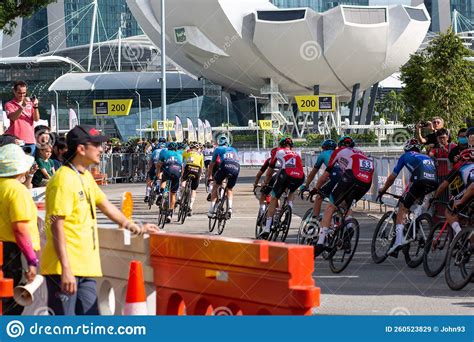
left=259, top=120, right=273, bottom=130
left=153, top=120, right=175, bottom=131
left=93, top=99, right=133, bottom=116
left=295, top=95, right=336, bottom=112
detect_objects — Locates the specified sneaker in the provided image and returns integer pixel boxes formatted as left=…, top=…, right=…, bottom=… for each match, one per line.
left=156, top=195, right=162, bottom=206
left=165, top=215, right=172, bottom=224
left=207, top=194, right=212, bottom=202
left=258, top=231, right=270, bottom=240
left=387, top=240, right=407, bottom=258
left=144, top=196, right=149, bottom=203
left=314, top=244, right=326, bottom=257
left=226, top=209, right=233, bottom=219
left=207, top=209, right=216, bottom=218
left=187, top=209, right=192, bottom=217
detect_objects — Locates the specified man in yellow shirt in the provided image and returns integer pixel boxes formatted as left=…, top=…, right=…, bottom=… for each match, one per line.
left=40, top=125, right=159, bottom=315
left=0, top=143, right=40, bottom=315
left=181, top=141, right=204, bottom=216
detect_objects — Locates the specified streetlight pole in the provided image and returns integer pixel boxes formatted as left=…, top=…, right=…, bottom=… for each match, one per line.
left=148, top=99, right=153, bottom=137
left=135, top=90, right=142, bottom=140
left=160, top=0, right=167, bottom=139
left=193, top=92, right=199, bottom=119
left=75, top=100, right=80, bottom=125
left=250, top=94, right=260, bottom=151
left=225, top=97, right=230, bottom=137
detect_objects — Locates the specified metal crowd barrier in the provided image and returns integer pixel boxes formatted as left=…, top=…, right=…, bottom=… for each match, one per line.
left=100, top=153, right=150, bottom=183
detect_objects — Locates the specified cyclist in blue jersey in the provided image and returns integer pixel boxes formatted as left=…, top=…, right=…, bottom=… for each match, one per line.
left=156, top=141, right=183, bottom=223
left=144, top=142, right=167, bottom=203
left=299, top=139, right=337, bottom=220
left=378, top=139, right=438, bottom=257
left=207, top=136, right=240, bottom=218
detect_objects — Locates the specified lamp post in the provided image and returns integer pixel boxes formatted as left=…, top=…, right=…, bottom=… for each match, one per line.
left=225, top=97, right=230, bottom=137
left=193, top=92, right=199, bottom=119
left=148, top=99, right=153, bottom=137
left=135, top=90, right=142, bottom=139
left=249, top=94, right=260, bottom=151
left=160, top=0, right=167, bottom=136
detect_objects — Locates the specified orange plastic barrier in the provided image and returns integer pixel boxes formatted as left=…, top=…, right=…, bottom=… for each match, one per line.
left=0, top=242, right=14, bottom=315
left=149, top=233, right=320, bottom=315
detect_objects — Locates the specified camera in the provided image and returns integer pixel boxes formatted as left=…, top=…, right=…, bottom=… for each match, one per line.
left=419, top=121, right=430, bottom=128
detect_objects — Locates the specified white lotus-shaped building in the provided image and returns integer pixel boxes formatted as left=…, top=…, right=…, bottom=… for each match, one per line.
left=126, top=0, right=430, bottom=97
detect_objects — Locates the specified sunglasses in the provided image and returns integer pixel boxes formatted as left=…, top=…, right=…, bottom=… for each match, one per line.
left=432, top=120, right=442, bottom=124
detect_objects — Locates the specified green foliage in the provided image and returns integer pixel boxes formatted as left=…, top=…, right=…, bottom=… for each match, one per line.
left=376, top=90, right=405, bottom=122
left=400, top=28, right=474, bottom=131
left=0, top=0, right=57, bottom=34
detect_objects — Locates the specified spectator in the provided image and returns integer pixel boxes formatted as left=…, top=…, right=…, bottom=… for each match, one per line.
left=0, top=134, right=18, bottom=147
left=34, top=125, right=52, bottom=150
left=468, top=127, right=474, bottom=147
left=416, top=116, right=446, bottom=148
left=32, top=144, right=55, bottom=187
left=428, top=128, right=456, bottom=177
left=0, top=144, right=40, bottom=315
left=52, top=137, right=68, bottom=170
left=449, top=128, right=468, bottom=163
left=5, top=81, right=40, bottom=156
left=40, top=125, right=159, bottom=315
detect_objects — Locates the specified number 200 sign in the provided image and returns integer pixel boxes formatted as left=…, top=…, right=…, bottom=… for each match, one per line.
left=295, top=95, right=336, bottom=112
left=93, top=100, right=133, bottom=116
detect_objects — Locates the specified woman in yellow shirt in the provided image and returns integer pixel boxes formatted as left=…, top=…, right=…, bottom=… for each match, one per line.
left=0, top=143, right=40, bottom=315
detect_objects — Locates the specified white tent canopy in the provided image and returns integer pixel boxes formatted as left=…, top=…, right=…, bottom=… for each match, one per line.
left=48, top=71, right=201, bottom=92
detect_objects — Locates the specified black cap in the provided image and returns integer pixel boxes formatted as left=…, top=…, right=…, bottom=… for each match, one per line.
left=64, top=125, right=108, bottom=161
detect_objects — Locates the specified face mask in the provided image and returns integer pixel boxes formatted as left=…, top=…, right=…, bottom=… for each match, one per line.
left=458, top=137, right=468, bottom=145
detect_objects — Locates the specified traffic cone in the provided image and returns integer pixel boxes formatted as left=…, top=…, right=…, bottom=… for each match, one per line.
left=123, top=260, right=148, bottom=315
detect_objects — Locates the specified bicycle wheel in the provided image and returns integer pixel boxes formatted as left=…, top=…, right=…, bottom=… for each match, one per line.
left=445, top=227, right=473, bottom=291
left=297, top=209, right=318, bottom=245
left=178, top=183, right=191, bottom=224
left=403, top=213, right=432, bottom=268
left=255, top=208, right=267, bottom=239
left=159, top=193, right=169, bottom=230
left=216, top=195, right=229, bottom=235
left=371, top=211, right=396, bottom=264
left=423, top=222, right=452, bottom=277
left=208, top=193, right=219, bottom=233
left=277, top=205, right=292, bottom=242
left=148, top=187, right=156, bottom=210
left=329, top=218, right=360, bottom=274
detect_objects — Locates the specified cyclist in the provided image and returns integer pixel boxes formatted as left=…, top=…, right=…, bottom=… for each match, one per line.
left=181, top=141, right=204, bottom=216
left=156, top=141, right=183, bottom=223
left=299, top=139, right=337, bottom=220
left=253, top=147, right=281, bottom=216
left=312, top=136, right=374, bottom=255
left=378, top=138, right=438, bottom=257
left=432, top=148, right=474, bottom=236
left=207, top=136, right=240, bottom=219
left=258, top=138, right=305, bottom=239
left=144, top=141, right=166, bottom=203
left=203, top=142, right=215, bottom=200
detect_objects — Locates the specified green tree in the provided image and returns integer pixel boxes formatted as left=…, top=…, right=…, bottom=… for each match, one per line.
left=0, top=0, right=57, bottom=35
left=400, top=28, right=473, bottom=131
left=376, top=90, right=406, bottom=122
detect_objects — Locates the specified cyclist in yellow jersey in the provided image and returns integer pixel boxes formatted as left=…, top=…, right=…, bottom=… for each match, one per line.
left=181, top=141, right=204, bottom=216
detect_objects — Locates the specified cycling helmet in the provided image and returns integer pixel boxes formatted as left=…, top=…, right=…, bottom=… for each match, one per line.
left=459, top=148, right=474, bottom=162
left=158, top=137, right=167, bottom=143
left=198, top=142, right=204, bottom=150
left=158, top=142, right=167, bottom=149
left=218, top=136, right=228, bottom=146
left=279, top=137, right=294, bottom=148
left=403, top=138, right=422, bottom=152
left=205, top=142, right=213, bottom=149
left=177, top=142, right=186, bottom=150
left=167, top=141, right=178, bottom=151
left=338, top=136, right=355, bottom=148
left=189, top=141, right=200, bottom=150
left=321, top=139, right=337, bottom=150
left=467, top=127, right=474, bottom=137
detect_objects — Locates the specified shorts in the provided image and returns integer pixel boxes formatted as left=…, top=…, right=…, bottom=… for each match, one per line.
left=162, top=167, right=182, bottom=193
left=204, top=160, right=212, bottom=169
left=183, top=165, right=201, bottom=190
left=330, top=170, right=371, bottom=207
left=319, top=167, right=341, bottom=198
left=261, top=174, right=278, bottom=195
left=147, top=165, right=156, bottom=180
left=271, top=171, right=304, bottom=199
left=214, top=162, right=240, bottom=189
left=400, top=179, right=438, bottom=209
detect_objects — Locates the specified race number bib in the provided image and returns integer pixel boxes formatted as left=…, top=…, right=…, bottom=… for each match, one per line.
left=359, top=159, right=374, bottom=172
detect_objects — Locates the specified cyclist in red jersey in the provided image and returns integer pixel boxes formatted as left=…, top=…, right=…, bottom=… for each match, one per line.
left=253, top=147, right=281, bottom=215
left=312, top=136, right=374, bottom=256
left=258, top=138, right=305, bottom=239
